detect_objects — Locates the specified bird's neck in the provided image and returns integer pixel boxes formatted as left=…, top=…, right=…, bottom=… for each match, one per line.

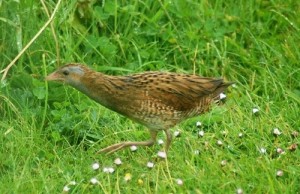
left=73, top=72, right=122, bottom=111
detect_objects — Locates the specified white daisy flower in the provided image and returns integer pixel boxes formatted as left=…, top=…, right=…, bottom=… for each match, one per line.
left=130, top=145, right=138, bottom=151
left=157, top=151, right=167, bottom=159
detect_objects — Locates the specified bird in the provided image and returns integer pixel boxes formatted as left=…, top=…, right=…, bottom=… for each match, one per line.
left=46, top=63, right=232, bottom=154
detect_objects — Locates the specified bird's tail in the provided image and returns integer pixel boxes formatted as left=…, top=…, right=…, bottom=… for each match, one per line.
left=213, top=81, right=234, bottom=101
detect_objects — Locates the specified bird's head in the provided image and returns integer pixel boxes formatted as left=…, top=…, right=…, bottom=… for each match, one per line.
left=46, top=63, right=91, bottom=87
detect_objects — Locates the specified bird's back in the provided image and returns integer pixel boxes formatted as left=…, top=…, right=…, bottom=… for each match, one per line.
left=83, top=71, right=231, bottom=130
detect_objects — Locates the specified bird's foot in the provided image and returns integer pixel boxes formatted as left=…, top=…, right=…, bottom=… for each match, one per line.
left=97, top=139, right=156, bottom=155
left=97, top=143, right=126, bottom=155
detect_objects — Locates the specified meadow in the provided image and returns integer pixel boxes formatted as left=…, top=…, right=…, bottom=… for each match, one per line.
left=0, top=0, right=299, bottom=193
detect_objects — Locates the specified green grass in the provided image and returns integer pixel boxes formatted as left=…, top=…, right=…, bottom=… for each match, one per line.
left=1, top=0, right=299, bottom=193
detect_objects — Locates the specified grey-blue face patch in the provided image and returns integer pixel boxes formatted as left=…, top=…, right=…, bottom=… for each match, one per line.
left=65, top=66, right=85, bottom=76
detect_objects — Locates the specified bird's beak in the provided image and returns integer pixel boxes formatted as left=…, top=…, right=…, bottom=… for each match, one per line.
left=45, top=72, right=62, bottom=81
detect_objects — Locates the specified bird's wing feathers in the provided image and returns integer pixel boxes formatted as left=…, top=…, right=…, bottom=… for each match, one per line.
left=117, top=72, right=228, bottom=111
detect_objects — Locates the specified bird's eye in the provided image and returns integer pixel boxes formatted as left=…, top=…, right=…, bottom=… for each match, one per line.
left=62, top=70, right=69, bottom=76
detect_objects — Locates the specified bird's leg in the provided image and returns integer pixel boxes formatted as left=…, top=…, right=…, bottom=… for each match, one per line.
left=164, top=129, right=173, bottom=153
left=97, top=130, right=158, bottom=154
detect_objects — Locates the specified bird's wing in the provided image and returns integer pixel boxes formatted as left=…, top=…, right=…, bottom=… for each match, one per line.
left=120, top=72, right=229, bottom=112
